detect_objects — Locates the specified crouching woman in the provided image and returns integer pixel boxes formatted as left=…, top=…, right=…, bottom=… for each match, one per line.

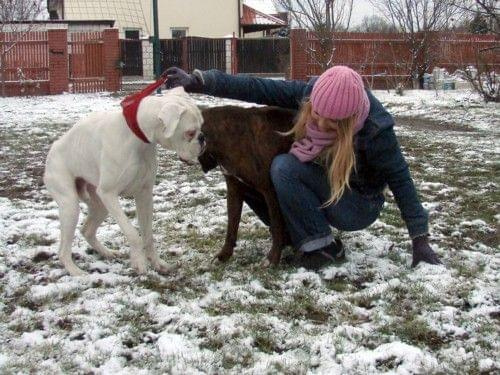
left=165, top=65, right=442, bottom=270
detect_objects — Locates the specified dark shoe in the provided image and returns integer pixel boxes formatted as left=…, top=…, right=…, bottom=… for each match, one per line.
left=287, top=238, right=345, bottom=270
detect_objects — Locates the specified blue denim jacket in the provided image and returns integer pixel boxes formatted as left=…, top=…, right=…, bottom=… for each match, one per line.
left=198, top=69, right=429, bottom=238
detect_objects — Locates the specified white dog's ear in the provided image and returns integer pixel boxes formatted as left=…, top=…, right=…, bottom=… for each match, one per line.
left=158, top=103, right=186, bottom=139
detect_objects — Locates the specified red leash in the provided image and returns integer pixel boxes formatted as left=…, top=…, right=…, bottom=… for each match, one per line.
left=120, top=76, right=168, bottom=143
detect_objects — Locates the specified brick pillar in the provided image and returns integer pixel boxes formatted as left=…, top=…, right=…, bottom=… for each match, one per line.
left=48, top=29, right=68, bottom=94
left=103, top=28, right=121, bottom=92
left=182, top=37, right=189, bottom=71
left=231, top=35, right=238, bottom=74
left=290, top=29, right=308, bottom=81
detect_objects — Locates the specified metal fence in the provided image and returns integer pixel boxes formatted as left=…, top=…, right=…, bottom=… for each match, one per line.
left=237, top=38, right=289, bottom=74
left=121, top=39, right=143, bottom=76
left=159, top=37, right=226, bottom=73
left=185, top=37, right=226, bottom=72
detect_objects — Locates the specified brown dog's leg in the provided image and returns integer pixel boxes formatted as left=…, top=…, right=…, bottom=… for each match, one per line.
left=261, top=190, right=287, bottom=267
left=215, top=176, right=244, bottom=262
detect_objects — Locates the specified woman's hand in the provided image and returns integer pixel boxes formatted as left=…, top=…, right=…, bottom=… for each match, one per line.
left=411, top=235, right=442, bottom=268
left=163, top=67, right=203, bottom=92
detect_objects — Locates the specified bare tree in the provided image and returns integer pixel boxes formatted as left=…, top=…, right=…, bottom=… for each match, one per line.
left=475, top=0, right=500, bottom=34
left=459, top=50, right=499, bottom=102
left=369, top=0, right=464, bottom=88
left=445, top=1, right=499, bottom=35
left=353, top=15, right=398, bottom=33
left=0, top=0, right=45, bottom=96
left=445, top=1, right=499, bottom=102
left=273, top=0, right=353, bottom=70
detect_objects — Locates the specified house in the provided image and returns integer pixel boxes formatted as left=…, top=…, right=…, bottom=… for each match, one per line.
left=47, top=0, right=286, bottom=39
left=45, top=0, right=288, bottom=80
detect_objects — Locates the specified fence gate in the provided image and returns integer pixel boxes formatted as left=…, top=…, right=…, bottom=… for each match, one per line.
left=186, top=37, right=226, bottom=72
left=160, top=39, right=183, bottom=72
left=238, top=38, right=289, bottom=74
left=121, top=38, right=143, bottom=76
left=69, top=32, right=105, bottom=93
left=159, top=37, right=226, bottom=73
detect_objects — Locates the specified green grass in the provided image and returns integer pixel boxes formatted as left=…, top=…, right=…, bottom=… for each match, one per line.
left=379, top=317, right=447, bottom=350
left=1, top=105, right=499, bottom=373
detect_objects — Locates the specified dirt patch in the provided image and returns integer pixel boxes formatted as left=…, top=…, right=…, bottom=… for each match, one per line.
left=394, top=116, right=475, bottom=133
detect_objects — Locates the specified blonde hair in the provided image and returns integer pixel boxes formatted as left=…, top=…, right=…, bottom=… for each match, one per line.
left=287, top=101, right=356, bottom=205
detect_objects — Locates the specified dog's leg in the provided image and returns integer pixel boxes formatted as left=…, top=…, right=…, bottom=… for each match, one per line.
left=261, top=190, right=287, bottom=267
left=46, top=175, right=86, bottom=277
left=135, top=186, right=173, bottom=275
left=96, top=188, right=147, bottom=274
left=215, top=176, right=244, bottom=262
left=80, top=185, right=120, bottom=259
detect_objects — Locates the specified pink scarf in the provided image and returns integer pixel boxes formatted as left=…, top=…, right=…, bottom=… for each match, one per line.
left=289, top=122, right=337, bottom=162
left=289, top=100, right=370, bottom=162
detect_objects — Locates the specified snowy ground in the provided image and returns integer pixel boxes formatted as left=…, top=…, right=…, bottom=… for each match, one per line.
left=0, top=88, right=498, bottom=374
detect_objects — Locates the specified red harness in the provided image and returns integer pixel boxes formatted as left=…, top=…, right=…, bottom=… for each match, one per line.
left=120, top=77, right=168, bottom=143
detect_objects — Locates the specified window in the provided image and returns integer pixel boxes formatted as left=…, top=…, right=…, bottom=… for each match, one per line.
left=125, top=30, right=140, bottom=40
left=171, top=28, right=188, bottom=39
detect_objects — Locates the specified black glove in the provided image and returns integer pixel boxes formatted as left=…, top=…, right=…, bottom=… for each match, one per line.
left=163, top=67, right=203, bottom=93
left=411, top=235, right=442, bottom=268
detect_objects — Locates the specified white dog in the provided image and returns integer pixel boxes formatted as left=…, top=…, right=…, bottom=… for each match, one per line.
left=44, top=87, right=204, bottom=276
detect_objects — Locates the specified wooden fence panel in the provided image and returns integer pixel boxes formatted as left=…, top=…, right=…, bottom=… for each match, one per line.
left=438, top=34, right=500, bottom=72
left=299, top=31, right=499, bottom=87
left=68, top=32, right=105, bottom=93
left=0, top=31, right=49, bottom=82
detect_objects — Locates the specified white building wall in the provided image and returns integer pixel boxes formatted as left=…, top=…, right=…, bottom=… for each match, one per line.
left=62, top=0, right=239, bottom=39
left=62, top=0, right=151, bottom=38
left=156, top=0, right=239, bottom=38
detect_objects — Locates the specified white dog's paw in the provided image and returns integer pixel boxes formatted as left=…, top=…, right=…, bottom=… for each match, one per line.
left=130, top=253, right=148, bottom=274
left=65, top=263, right=88, bottom=277
left=95, top=245, right=121, bottom=259
left=152, top=259, right=175, bottom=275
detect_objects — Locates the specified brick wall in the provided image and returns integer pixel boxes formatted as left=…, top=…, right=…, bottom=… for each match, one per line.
left=48, top=29, right=69, bottom=94
left=103, top=29, right=121, bottom=91
left=289, top=29, right=308, bottom=81
left=1, top=28, right=121, bottom=96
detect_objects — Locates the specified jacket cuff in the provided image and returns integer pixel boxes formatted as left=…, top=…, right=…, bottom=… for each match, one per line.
left=408, top=222, right=429, bottom=240
left=194, top=69, right=216, bottom=95
left=192, top=69, right=205, bottom=85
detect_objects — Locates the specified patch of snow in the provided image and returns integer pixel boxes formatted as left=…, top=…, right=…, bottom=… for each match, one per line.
left=339, top=342, right=439, bottom=373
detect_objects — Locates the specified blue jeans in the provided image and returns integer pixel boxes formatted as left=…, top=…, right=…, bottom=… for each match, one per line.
left=270, top=154, right=385, bottom=252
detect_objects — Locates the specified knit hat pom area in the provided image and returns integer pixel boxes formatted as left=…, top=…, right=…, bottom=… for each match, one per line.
left=310, top=66, right=370, bottom=133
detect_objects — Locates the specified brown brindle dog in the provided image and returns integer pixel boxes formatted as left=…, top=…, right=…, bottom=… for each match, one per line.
left=198, top=105, right=297, bottom=266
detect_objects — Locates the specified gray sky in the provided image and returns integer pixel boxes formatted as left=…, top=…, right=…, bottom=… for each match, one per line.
left=244, top=0, right=379, bottom=27
left=351, top=0, right=378, bottom=26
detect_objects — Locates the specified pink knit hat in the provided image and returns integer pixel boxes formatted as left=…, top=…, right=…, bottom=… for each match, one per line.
left=311, top=66, right=370, bottom=133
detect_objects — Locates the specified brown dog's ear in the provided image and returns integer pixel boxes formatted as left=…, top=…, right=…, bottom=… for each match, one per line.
left=198, top=152, right=217, bottom=173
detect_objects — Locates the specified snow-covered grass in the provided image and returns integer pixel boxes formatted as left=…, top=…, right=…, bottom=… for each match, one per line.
left=0, top=89, right=498, bottom=374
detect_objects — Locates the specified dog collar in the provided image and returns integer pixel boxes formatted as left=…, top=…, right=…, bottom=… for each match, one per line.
left=121, top=77, right=167, bottom=144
